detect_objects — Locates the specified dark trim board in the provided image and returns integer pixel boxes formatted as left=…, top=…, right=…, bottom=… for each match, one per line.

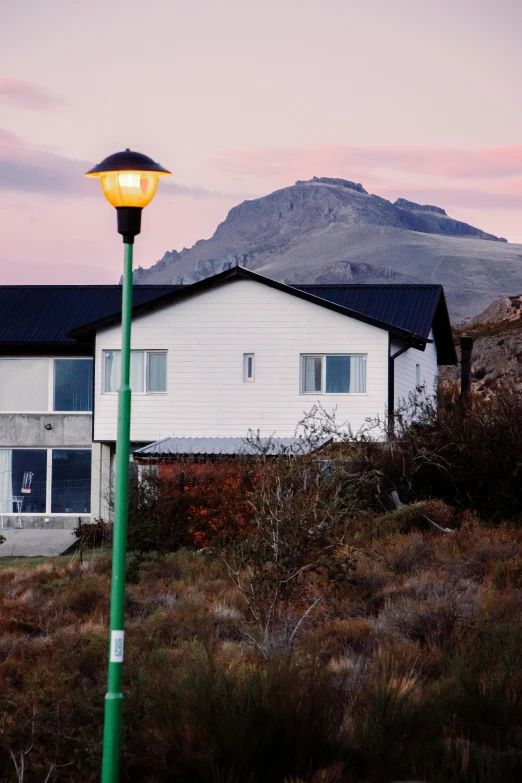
left=388, top=338, right=413, bottom=435
left=0, top=343, right=93, bottom=357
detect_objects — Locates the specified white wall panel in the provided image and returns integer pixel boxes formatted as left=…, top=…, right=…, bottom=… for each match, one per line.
left=94, top=279, right=392, bottom=441
left=391, top=330, right=438, bottom=414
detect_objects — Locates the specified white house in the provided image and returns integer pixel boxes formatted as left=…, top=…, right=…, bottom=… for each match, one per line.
left=0, top=267, right=455, bottom=528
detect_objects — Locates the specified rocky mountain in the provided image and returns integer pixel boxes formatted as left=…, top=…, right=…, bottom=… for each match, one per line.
left=134, top=176, right=522, bottom=321
left=440, top=295, right=522, bottom=392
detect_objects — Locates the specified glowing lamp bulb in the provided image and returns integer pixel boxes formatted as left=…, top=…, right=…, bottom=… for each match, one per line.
left=97, top=170, right=161, bottom=208
left=85, top=149, right=170, bottom=208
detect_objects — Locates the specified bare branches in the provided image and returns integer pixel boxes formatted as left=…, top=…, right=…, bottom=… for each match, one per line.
left=289, top=595, right=324, bottom=646
left=8, top=704, right=73, bottom=783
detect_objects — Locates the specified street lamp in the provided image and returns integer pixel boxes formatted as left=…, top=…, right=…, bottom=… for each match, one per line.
left=86, top=149, right=170, bottom=783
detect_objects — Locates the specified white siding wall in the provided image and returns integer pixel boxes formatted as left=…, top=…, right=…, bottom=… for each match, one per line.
left=94, top=279, right=390, bottom=441
left=391, top=330, right=438, bottom=412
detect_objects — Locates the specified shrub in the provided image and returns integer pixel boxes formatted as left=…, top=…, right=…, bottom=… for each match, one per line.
left=348, top=653, right=437, bottom=783
left=441, top=624, right=522, bottom=748
left=363, top=383, right=522, bottom=521
left=126, top=651, right=347, bottom=783
left=126, top=460, right=255, bottom=553
left=220, top=453, right=358, bottom=657
left=73, top=519, right=112, bottom=548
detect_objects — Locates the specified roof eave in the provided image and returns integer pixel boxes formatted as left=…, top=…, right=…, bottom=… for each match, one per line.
left=66, top=266, right=429, bottom=344
left=432, top=291, right=458, bottom=365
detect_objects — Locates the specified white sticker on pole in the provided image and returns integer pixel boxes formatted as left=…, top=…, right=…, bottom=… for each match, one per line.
left=110, top=630, right=125, bottom=662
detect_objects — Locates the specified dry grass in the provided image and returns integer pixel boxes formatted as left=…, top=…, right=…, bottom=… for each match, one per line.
left=1, top=514, right=522, bottom=781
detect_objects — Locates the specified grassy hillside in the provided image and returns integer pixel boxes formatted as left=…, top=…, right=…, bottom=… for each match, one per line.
left=2, top=387, right=522, bottom=781
left=2, top=520, right=522, bottom=782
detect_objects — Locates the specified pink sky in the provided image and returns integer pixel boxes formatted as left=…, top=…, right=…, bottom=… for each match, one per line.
left=1, top=0, right=522, bottom=284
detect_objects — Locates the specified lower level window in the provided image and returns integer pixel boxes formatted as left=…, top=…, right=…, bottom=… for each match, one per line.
left=0, top=449, right=47, bottom=513
left=51, top=450, right=91, bottom=513
left=0, top=448, right=91, bottom=514
left=301, top=354, right=367, bottom=394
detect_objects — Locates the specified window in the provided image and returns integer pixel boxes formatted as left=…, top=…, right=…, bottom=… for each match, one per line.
left=302, top=356, right=322, bottom=393
left=103, top=350, right=166, bottom=393
left=415, top=364, right=421, bottom=387
left=243, top=353, right=255, bottom=382
left=54, top=359, right=93, bottom=411
left=0, top=448, right=91, bottom=515
left=0, top=358, right=93, bottom=412
left=301, top=354, right=367, bottom=394
left=0, top=449, right=47, bottom=513
left=0, top=359, right=49, bottom=411
left=51, top=450, right=91, bottom=513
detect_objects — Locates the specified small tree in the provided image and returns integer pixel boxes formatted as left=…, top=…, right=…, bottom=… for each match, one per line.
left=222, top=449, right=360, bottom=658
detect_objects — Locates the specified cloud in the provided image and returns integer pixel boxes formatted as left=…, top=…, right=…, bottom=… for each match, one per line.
left=213, top=144, right=522, bottom=182
left=377, top=184, right=522, bottom=211
left=0, top=129, right=92, bottom=196
left=0, top=78, right=65, bottom=110
left=0, top=130, right=244, bottom=200
left=161, top=179, right=252, bottom=201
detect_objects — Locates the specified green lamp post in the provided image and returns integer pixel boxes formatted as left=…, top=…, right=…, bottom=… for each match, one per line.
left=85, top=150, right=170, bottom=783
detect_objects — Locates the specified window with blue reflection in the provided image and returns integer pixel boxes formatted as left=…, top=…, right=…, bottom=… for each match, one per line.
left=54, top=359, right=93, bottom=411
left=51, top=450, right=91, bottom=513
left=11, top=449, right=47, bottom=513
left=325, top=355, right=366, bottom=393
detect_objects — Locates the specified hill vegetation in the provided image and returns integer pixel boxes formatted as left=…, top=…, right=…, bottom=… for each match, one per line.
left=2, top=386, right=522, bottom=781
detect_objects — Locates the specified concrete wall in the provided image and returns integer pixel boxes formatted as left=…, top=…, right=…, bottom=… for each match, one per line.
left=0, top=413, right=92, bottom=448
left=90, top=442, right=112, bottom=521
left=0, top=515, right=90, bottom=531
left=94, top=278, right=390, bottom=441
left=0, top=414, right=93, bottom=530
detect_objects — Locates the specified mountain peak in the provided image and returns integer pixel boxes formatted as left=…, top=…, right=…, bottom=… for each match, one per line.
left=296, top=176, right=369, bottom=194
left=133, top=177, right=518, bottom=321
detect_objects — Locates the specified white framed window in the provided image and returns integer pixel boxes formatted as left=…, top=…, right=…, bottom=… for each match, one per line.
left=103, top=350, right=167, bottom=394
left=243, top=353, right=255, bottom=382
left=301, top=354, right=367, bottom=394
left=415, top=363, right=421, bottom=388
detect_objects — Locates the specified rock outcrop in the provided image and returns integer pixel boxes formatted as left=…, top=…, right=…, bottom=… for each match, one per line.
left=394, top=198, right=447, bottom=215
left=440, top=295, right=522, bottom=391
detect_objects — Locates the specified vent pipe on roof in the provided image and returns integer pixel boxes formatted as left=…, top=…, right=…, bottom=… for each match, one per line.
left=460, top=335, right=473, bottom=395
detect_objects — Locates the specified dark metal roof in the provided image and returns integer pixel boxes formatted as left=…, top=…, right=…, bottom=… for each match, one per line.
left=0, top=267, right=456, bottom=365
left=68, top=267, right=456, bottom=365
left=0, top=285, right=180, bottom=348
left=293, top=284, right=441, bottom=340
left=134, top=436, right=330, bottom=457
left=294, top=283, right=456, bottom=366
left=67, top=267, right=429, bottom=346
